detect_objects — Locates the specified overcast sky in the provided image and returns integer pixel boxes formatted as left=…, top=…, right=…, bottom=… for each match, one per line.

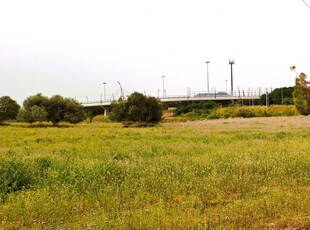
left=1, top=0, right=310, bottom=104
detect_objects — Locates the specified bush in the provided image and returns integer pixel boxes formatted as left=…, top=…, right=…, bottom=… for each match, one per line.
left=174, top=101, right=219, bottom=116
left=232, top=107, right=256, bottom=118
left=92, top=115, right=111, bottom=123
left=178, top=105, right=298, bottom=120
left=268, top=105, right=298, bottom=116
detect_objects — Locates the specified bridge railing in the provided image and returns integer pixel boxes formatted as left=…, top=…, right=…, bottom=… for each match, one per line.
left=157, top=89, right=265, bottom=100
left=81, top=89, right=268, bottom=105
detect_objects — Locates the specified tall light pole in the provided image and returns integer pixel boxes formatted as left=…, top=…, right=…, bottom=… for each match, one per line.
left=302, top=0, right=310, bottom=8
left=206, top=61, right=210, bottom=92
left=290, top=66, right=299, bottom=76
left=102, top=82, right=106, bottom=101
left=162, top=75, right=165, bottom=98
left=117, top=81, right=125, bottom=100
left=225, top=79, right=228, bottom=93
left=229, top=59, right=235, bottom=95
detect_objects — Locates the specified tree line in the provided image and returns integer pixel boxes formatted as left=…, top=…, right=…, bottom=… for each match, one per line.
left=1, top=79, right=308, bottom=125
left=0, top=92, right=163, bottom=125
left=0, top=94, right=85, bottom=125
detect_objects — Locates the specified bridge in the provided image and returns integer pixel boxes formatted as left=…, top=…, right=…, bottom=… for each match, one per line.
left=81, top=89, right=265, bottom=108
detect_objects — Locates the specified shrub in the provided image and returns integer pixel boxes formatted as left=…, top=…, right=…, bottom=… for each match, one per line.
left=232, top=107, right=256, bottom=118
left=0, top=160, right=35, bottom=200
left=174, top=101, right=219, bottom=116
left=92, top=115, right=111, bottom=123
left=268, top=105, right=298, bottom=116
left=174, top=104, right=298, bottom=120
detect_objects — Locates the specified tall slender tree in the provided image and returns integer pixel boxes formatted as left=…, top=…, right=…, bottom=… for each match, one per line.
left=293, top=73, right=310, bottom=115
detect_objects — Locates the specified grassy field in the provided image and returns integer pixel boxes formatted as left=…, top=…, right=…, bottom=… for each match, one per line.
left=0, top=117, right=310, bottom=229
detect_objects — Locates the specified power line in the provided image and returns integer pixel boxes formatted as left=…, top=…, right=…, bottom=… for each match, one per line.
left=302, top=0, right=310, bottom=8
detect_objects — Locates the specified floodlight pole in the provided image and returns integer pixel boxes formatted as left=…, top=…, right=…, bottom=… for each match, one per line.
left=103, top=82, right=106, bottom=102
left=225, top=79, right=228, bottom=93
left=229, top=59, right=235, bottom=95
left=162, top=76, right=165, bottom=98
left=206, top=61, right=210, bottom=93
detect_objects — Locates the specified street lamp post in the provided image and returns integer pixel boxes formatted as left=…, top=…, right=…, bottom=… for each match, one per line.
left=117, top=81, right=125, bottom=100
left=103, top=82, right=106, bottom=101
left=225, top=79, right=228, bottom=93
left=162, top=76, right=165, bottom=98
left=206, top=61, right=210, bottom=93
left=290, top=66, right=299, bottom=77
left=229, top=59, right=235, bottom=95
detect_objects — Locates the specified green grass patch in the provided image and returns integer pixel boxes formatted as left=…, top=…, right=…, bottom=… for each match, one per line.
left=0, top=118, right=310, bottom=229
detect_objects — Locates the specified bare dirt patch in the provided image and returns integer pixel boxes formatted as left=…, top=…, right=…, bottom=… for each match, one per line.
left=163, top=116, right=310, bottom=132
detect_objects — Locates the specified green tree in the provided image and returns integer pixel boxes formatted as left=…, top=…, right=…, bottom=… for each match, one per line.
left=46, top=95, right=66, bottom=124
left=293, top=73, right=310, bottom=115
left=23, top=93, right=49, bottom=111
left=109, top=99, right=128, bottom=122
left=20, top=94, right=85, bottom=124
left=109, top=92, right=162, bottom=124
left=84, top=107, right=106, bottom=123
left=0, top=96, right=20, bottom=125
left=46, top=95, right=84, bottom=125
left=17, top=109, right=33, bottom=123
left=127, top=92, right=148, bottom=122
left=259, top=87, right=294, bottom=105
left=18, top=93, right=50, bottom=123
left=259, top=93, right=270, bottom=105
left=63, top=98, right=85, bottom=124
left=30, top=105, right=48, bottom=122
left=145, top=96, right=162, bottom=122
left=269, top=87, right=294, bottom=104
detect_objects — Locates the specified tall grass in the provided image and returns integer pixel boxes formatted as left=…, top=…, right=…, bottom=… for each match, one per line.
left=0, top=118, right=310, bottom=229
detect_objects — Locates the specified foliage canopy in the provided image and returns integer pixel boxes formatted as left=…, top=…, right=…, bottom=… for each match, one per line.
left=18, top=93, right=85, bottom=124
left=109, top=92, right=162, bottom=124
left=293, top=73, right=310, bottom=115
left=259, top=87, right=294, bottom=105
left=0, top=96, right=20, bottom=125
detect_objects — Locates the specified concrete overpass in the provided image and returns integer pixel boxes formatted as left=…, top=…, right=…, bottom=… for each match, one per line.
left=81, top=89, right=264, bottom=113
